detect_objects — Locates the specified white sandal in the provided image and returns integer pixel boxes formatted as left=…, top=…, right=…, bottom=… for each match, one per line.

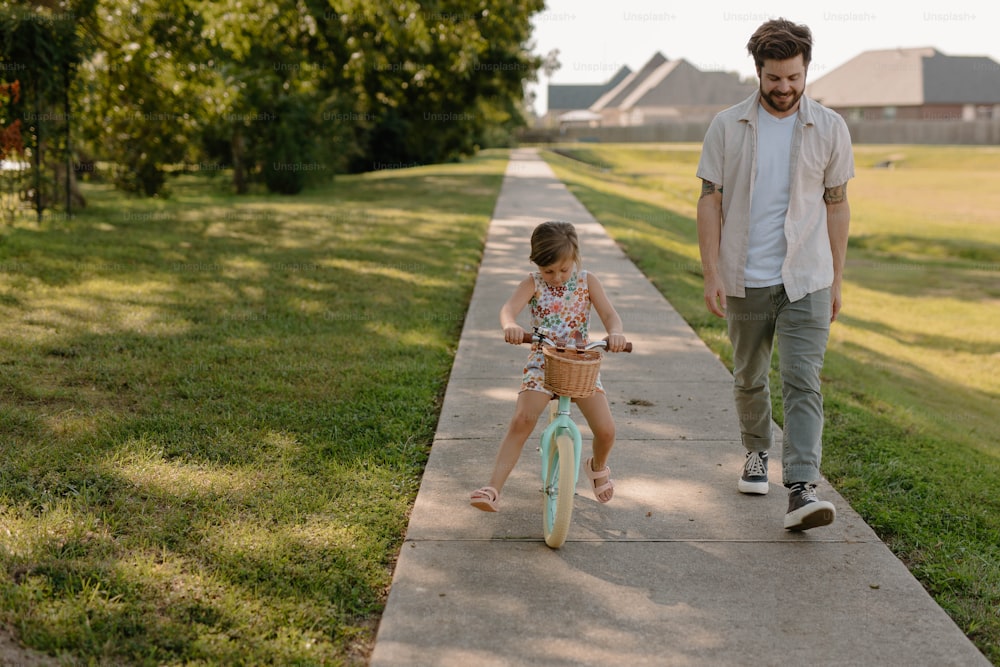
left=470, top=486, right=499, bottom=512
left=585, top=458, right=614, bottom=503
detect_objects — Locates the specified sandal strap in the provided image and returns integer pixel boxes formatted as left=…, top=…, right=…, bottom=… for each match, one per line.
left=584, top=458, right=611, bottom=481
left=584, top=458, right=614, bottom=499
left=471, top=486, right=498, bottom=501
left=591, top=479, right=613, bottom=493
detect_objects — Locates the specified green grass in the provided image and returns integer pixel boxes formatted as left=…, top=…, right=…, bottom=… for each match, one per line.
left=540, top=143, right=1000, bottom=664
left=0, top=152, right=507, bottom=664
left=3, top=142, right=998, bottom=664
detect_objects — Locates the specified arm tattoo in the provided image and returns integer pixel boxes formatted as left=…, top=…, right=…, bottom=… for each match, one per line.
left=824, top=183, right=847, bottom=204
left=700, top=179, right=722, bottom=198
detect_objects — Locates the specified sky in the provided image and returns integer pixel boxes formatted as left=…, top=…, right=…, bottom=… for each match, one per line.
left=528, top=0, right=1000, bottom=114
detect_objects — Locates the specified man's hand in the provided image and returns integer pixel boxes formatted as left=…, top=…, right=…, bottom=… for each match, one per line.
left=704, top=275, right=727, bottom=318
left=830, top=283, right=842, bottom=322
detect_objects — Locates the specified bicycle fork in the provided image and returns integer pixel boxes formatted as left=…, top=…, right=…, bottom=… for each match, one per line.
left=539, top=395, right=583, bottom=495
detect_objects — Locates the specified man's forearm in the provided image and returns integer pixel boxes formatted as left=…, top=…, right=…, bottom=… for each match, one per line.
left=826, top=199, right=850, bottom=282
left=697, top=182, right=724, bottom=278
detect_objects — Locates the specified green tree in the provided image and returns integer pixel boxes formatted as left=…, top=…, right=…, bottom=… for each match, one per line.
left=196, top=0, right=351, bottom=194
left=62, top=0, right=546, bottom=196
left=79, top=0, right=351, bottom=195
left=73, top=0, right=205, bottom=196
left=318, top=0, right=544, bottom=172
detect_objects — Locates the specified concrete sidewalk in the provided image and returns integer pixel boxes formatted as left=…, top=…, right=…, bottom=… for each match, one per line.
left=369, top=148, right=990, bottom=666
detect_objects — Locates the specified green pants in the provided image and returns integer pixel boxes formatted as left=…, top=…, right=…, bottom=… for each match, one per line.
left=727, top=285, right=831, bottom=485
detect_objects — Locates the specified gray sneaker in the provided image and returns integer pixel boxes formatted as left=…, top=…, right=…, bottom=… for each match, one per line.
left=784, top=482, right=836, bottom=530
left=738, top=451, right=769, bottom=494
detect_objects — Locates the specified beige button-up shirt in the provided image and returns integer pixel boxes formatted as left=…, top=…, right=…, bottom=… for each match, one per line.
left=696, top=92, right=855, bottom=302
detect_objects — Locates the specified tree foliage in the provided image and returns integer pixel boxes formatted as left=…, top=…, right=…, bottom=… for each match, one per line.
left=325, top=0, right=545, bottom=172
left=2, top=0, right=545, bottom=199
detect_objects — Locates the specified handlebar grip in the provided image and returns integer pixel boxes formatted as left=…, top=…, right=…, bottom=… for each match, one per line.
left=517, top=331, right=632, bottom=352
left=606, top=336, right=633, bottom=353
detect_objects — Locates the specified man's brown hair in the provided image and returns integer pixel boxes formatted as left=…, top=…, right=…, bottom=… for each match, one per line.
left=746, top=18, right=813, bottom=70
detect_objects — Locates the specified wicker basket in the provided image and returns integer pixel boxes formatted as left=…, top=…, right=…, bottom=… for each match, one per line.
left=542, top=346, right=603, bottom=398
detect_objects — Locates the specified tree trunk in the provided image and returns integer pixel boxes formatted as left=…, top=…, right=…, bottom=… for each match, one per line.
left=232, top=127, right=247, bottom=194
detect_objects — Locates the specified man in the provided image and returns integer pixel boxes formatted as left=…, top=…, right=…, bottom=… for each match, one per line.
left=696, top=18, right=854, bottom=530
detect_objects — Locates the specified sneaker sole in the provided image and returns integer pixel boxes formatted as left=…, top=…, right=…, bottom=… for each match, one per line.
left=738, top=479, right=769, bottom=494
left=784, top=501, right=836, bottom=531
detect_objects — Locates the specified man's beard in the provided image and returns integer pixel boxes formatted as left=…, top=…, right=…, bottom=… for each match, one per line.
left=760, top=86, right=802, bottom=113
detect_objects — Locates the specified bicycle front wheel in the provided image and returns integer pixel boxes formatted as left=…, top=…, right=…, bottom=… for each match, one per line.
left=542, top=430, right=577, bottom=548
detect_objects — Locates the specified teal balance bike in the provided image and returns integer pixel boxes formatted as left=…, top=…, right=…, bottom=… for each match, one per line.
left=520, top=328, right=632, bottom=548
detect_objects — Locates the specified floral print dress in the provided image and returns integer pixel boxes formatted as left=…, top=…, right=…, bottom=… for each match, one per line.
left=520, top=270, right=604, bottom=396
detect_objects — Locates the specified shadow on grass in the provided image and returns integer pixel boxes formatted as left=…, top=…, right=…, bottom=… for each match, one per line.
left=838, top=313, right=1000, bottom=357
left=0, top=153, right=507, bottom=663
left=849, top=233, right=1000, bottom=266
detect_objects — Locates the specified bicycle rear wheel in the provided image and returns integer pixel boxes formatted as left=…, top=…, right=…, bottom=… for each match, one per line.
left=542, top=430, right=577, bottom=548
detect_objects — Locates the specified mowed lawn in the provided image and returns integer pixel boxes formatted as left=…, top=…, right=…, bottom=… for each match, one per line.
left=541, top=143, right=1000, bottom=663
left=2, top=142, right=998, bottom=664
left=0, top=151, right=507, bottom=664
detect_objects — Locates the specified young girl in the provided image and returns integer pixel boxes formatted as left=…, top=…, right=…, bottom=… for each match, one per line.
left=470, top=221, right=628, bottom=512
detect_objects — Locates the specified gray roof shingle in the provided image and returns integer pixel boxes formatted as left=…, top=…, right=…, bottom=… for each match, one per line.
left=923, top=52, right=1000, bottom=104
left=547, top=67, right=631, bottom=111
left=591, top=52, right=670, bottom=110
left=807, top=47, right=1000, bottom=107
left=589, top=52, right=753, bottom=112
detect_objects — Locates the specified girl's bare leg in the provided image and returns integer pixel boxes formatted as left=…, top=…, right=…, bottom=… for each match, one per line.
left=485, top=390, right=551, bottom=493
left=574, top=391, right=616, bottom=502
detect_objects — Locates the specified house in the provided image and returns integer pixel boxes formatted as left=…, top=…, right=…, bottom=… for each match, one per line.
left=544, top=66, right=631, bottom=127
left=807, top=47, right=1000, bottom=121
left=543, top=52, right=755, bottom=128
left=590, top=52, right=755, bottom=126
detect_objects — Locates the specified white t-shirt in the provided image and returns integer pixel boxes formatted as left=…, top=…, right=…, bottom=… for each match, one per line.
left=696, top=93, right=855, bottom=301
left=745, top=105, right=797, bottom=287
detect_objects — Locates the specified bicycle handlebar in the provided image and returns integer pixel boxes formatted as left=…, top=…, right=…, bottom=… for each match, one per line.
left=519, top=331, right=632, bottom=353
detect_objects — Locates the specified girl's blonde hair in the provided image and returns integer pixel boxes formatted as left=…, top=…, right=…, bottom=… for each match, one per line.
left=529, top=221, right=581, bottom=269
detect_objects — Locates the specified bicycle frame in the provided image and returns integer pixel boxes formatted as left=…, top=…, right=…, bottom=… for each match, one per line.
left=539, top=395, right=583, bottom=501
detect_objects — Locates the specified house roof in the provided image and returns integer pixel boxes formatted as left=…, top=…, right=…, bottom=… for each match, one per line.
left=627, top=61, right=756, bottom=108
left=922, top=52, right=1000, bottom=104
left=547, top=66, right=631, bottom=111
left=807, top=47, right=1000, bottom=107
left=590, top=52, right=755, bottom=112
left=591, top=52, right=669, bottom=111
